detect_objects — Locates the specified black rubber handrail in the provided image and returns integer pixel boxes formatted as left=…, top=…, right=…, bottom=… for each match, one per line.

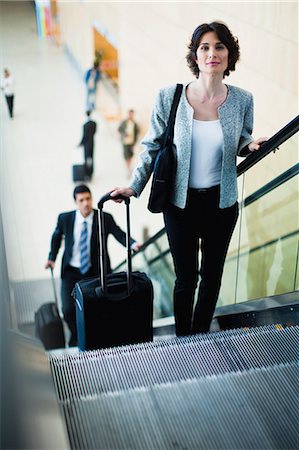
left=113, top=115, right=299, bottom=271
left=237, top=115, right=299, bottom=175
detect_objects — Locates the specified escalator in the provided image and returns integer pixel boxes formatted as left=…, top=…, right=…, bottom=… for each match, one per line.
left=3, top=115, right=299, bottom=450
left=48, top=115, right=299, bottom=449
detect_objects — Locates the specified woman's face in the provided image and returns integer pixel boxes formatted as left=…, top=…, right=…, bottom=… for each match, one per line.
left=195, top=31, right=229, bottom=77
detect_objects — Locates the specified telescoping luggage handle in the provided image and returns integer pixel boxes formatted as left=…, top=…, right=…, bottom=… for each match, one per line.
left=97, top=192, right=133, bottom=296
left=50, top=267, right=59, bottom=308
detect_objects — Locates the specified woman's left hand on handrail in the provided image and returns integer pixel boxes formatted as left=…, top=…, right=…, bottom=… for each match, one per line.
left=248, top=136, right=268, bottom=152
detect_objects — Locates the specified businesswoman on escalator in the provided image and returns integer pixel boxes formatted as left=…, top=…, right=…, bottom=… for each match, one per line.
left=111, top=21, right=267, bottom=336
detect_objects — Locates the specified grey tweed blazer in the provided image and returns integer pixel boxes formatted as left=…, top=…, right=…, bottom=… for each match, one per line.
left=130, top=82, right=254, bottom=209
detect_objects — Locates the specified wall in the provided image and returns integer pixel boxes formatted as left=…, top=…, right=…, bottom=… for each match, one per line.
left=57, top=1, right=298, bottom=200
left=57, top=2, right=298, bottom=125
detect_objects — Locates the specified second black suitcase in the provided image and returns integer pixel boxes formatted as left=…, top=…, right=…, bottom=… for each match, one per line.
left=73, top=193, right=154, bottom=351
left=35, top=268, right=65, bottom=350
left=72, top=164, right=89, bottom=182
left=35, top=303, right=65, bottom=350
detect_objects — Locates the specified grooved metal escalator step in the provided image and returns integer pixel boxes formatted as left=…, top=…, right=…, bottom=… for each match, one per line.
left=49, top=326, right=299, bottom=449
left=60, top=362, right=299, bottom=450
left=49, top=325, right=299, bottom=400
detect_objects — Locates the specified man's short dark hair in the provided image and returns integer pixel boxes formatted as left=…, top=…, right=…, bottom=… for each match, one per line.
left=186, top=21, right=240, bottom=78
left=73, top=185, right=91, bottom=200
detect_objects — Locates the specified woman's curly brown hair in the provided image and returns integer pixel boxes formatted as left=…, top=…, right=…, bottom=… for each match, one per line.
left=186, top=22, right=240, bottom=78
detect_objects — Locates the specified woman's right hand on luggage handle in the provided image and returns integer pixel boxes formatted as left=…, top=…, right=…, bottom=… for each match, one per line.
left=110, top=187, right=135, bottom=203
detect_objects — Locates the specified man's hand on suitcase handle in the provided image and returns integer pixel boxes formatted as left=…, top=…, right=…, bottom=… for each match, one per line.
left=131, top=242, right=141, bottom=253
left=99, top=188, right=136, bottom=207
left=45, top=260, right=55, bottom=270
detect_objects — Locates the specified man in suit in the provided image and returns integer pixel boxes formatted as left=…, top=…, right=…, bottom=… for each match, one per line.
left=79, top=111, right=97, bottom=178
left=45, top=185, right=140, bottom=346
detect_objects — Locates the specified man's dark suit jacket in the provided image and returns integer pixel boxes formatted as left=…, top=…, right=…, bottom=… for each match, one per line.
left=79, top=120, right=97, bottom=156
left=48, top=209, right=134, bottom=278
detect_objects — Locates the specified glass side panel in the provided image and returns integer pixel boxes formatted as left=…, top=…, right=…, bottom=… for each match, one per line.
left=140, top=230, right=170, bottom=263
left=117, top=232, right=175, bottom=320
left=295, top=242, right=299, bottom=291
left=220, top=172, right=299, bottom=305
left=237, top=135, right=298, bottom=197
left=147, top=253, right=175, bottom=319
left=235, top=169, right=298, bottom=303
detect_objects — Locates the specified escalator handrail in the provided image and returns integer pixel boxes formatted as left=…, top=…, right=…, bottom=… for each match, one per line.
left=113, top=115, right=299, bottom=271
left=237, top=114, right=299, bottom=176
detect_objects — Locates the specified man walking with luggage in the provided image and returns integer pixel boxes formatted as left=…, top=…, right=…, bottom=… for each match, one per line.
left=79, top=111, right=97, bottom=179
left=45, top=185, right=140, bottom=347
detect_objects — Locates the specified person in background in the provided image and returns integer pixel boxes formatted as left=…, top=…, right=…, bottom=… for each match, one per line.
left=110, top=21, right=267, bottom=336
left=1, top=68, right=14, bottom=118
left=85, top=61, right=101, bottom=111
left=118, top=109, right=140, bottom=176
left=79, top=111, right=97, bottom=179
left=45, top=185, right=140, bottom=346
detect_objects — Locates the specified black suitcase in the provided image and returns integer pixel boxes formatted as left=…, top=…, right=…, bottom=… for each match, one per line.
left=35, top=268, right=66, bottom=350
left=73, top=192, right=154, bottom=351
left=72, top=164, right=89, bottom=182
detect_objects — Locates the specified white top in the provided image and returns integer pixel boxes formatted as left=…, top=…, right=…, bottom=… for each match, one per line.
left=188, top=119, right=224, bottom=189
left=69, top=210, right=94, bottom=268
left=1, top=75, right=14, bottom=96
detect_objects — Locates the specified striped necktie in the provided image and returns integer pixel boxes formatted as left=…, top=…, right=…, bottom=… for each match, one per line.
left=80, top=221, right=90, bottom=274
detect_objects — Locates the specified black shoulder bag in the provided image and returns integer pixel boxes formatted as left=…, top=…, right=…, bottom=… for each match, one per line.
left=147, top=83, right=183, bottom=213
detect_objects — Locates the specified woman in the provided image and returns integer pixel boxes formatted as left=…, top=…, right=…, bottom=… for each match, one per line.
left=1, top=68, right=14, bottom=118
left=111, top=22, right=267, bottom=336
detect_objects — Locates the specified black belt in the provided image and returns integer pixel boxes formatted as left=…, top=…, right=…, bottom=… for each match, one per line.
left=189, top=185, right=220, bottom=194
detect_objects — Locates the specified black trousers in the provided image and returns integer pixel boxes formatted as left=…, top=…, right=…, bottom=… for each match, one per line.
left=5, top=95, right=14, bottom=118
left=164, top=186, right=239, bottom=336
left=61, top=266, right=94, bottom=345
left=84, top=145, right=94, bottom=176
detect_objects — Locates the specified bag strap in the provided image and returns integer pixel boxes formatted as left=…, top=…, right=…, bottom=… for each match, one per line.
left=162, top=83, right=183, bottom=147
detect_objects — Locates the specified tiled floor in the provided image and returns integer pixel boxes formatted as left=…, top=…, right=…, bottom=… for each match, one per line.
left=0, top=1, right=164, bottom=284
